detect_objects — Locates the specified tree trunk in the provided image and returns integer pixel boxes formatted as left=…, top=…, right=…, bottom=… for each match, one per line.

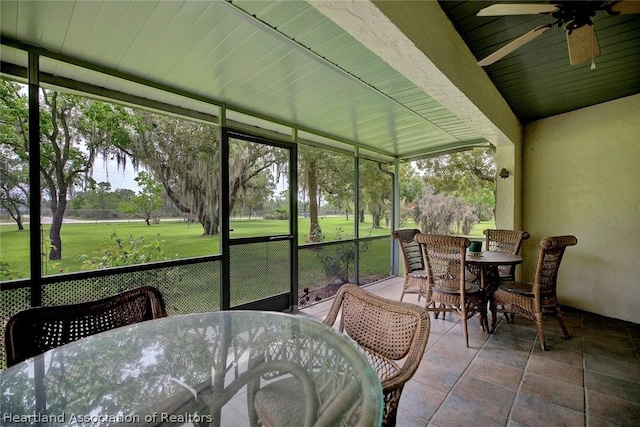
left=4, top=201, right=24, bottom=230
left=372, top=213, right=381, bottom=229
left=198, top=206, right=219, bottom=236
left=164, top=183, right=219, bottom=235
left=49, top=198, right=67, bottom=260
left=307, top=159, right=322, bottom=242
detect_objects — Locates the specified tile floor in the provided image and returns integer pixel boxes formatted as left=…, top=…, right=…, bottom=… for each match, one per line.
left=299, top=277, right=640, bottom=427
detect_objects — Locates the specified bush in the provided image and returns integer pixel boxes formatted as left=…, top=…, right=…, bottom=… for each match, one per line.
left=313, top=228, right=370, bottom=284
left=262, top=208, right=288, bottom=220
left=79, top=232, right=168, bottom=269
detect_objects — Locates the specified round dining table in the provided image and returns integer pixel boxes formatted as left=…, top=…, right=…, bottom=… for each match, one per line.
left=466, top=251, right=522, bottom=291
left=465, top=251, right=522, bottom=332
left=0, top=311, right=383, bottom=426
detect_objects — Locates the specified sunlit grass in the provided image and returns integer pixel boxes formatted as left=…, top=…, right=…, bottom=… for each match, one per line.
left=0, top=216, right=494, bottom=279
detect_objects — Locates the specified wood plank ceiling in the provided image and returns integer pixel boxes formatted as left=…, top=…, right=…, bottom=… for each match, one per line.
left=438, top=1, right=640, bottom=123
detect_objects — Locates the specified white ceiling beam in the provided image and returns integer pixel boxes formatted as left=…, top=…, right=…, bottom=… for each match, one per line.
left=308, top=0, right=522, bottom=148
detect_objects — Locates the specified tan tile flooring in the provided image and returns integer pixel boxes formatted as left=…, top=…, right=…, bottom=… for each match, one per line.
left=299, top=277, right=640, bottom=427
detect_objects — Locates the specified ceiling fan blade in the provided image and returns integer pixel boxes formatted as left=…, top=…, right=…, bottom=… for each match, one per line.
left=567, top=25, right=600, bottom=65
left=610, top=1, right=640, bottom=14
left=478, top=25, right=551, bottom=66
left=477, top=3, right=559, bottom=16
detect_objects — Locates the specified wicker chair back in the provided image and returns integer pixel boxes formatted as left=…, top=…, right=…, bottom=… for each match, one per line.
left=483, top=229, right=530, bottom=281
left=4, top=286, right=166, bottom=367
left=324, top=284, right=430, bottom=427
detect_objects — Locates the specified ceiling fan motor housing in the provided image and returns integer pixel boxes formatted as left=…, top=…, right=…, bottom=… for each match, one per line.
left=554, top=1, right=601, bottom=31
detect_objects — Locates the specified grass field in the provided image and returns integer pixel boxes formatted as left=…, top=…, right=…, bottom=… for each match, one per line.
left=0, top=216, right=494, bottom=279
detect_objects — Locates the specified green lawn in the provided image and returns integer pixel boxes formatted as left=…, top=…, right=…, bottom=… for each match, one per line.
left=0, top=216, right=494, bottom=279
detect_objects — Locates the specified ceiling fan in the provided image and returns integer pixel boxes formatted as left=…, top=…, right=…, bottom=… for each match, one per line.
left=476, top=1, right=640, bottom=66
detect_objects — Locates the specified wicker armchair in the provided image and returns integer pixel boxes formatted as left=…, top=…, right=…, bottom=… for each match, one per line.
left=483, top=229, right=530, bottom=281
left=324, top=284, right=430, bottom=426
left=415, top=233, right=486, bottom=347
left=4, top=286, right=166, bottom=367
left=251, top=285, right=430, bottom=427
left=490, top=235, right=577, bottom=350
left=391, top=229, right=431, bottom=307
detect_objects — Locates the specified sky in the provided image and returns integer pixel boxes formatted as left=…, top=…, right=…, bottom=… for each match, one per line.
left=90, top=158, right=140, bottom=191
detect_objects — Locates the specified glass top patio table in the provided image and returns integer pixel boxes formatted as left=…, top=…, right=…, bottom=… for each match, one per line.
left=0, top=311, right=383, bottom=426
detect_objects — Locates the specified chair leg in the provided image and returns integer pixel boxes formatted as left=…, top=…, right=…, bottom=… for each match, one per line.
left=490, top=302, right=498, bottom=332
left=425, top=299, right=435, bottom=311
left=482, top=304, right=488, bottom=333
left=554, top=305, right=571, bottom=339
left=399, top=278, right=407, bottom=302
left=461, top=307, right=469, bottom=347
left=433, top=303, right=446, bottom=320
left=535, top=314, right=547, bottom=351
left=462, top=318, right=469, bottom=347
left=476, top=300, right=487, bottom=332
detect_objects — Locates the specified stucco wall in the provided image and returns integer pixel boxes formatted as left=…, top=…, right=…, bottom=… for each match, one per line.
left=522, top=94, right=640, bottom=323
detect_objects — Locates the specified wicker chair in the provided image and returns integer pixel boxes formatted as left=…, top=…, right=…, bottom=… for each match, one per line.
left=490, top=235, right=577, bottom=350
left=415, top=233, right=486, bottom=347
left=324, top=285, right=430, bottom=427
left=4, top=286, right=166, bottom=367
left=391, top=229, right=431, bottom=307
left=483, top=229, right=530, bottom=281
left=252, top=285, right=430, bottom=427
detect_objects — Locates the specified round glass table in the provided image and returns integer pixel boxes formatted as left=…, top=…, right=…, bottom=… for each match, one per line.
left=0, top=311, right=383, bottom=426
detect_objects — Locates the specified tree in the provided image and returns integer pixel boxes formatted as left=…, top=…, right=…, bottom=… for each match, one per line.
left=118, top=171, right=163, bottom=225
left=69, top=186, right=135, bottom=219
left=0, top=149, right=29, bottom=230
left=0, top=81, right=138, bottom=260
left=37, top=90, right=98, bottom=260
left=412, top=187, right=477, bottom=235
left=298, top=146, right=324, bottom=241
left=416, top=148, right=496, bottom=220
left=321, top=154, right=353, bottom=221
left=127, top=114, right=285, bottom=235
left=359, top=159, right=392, bottom=229
left=235, top=170, right=274, bottom=219
left=298, top=146, right=354, bottom=241
left=39, top=92, right=135, bottom=260
left=0, top=80, right=29, bottom=231
left=398, top=163, right=423, bottom=205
